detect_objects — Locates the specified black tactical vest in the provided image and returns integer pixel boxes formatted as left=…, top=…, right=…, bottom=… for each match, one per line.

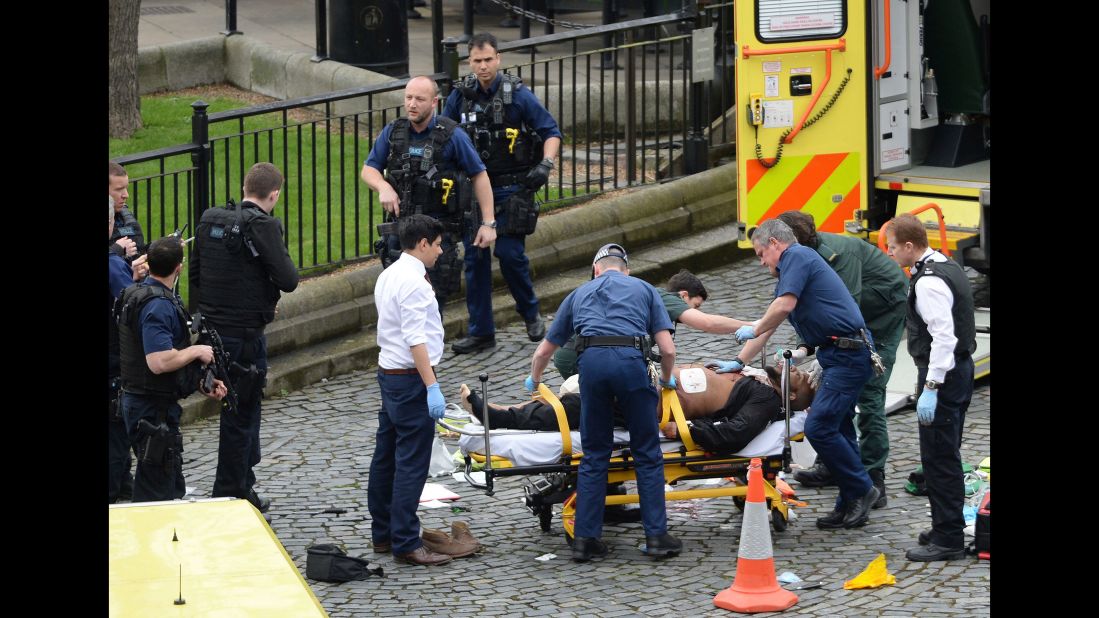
left=195, top=201, right=281, bottom=328
left=456, top=72, right=543, bottom=177
left=110, top=207, right=146, bottom=254
left=906, top=253, right=977, bottom=367
left=117, top=282, right=193, bottom=397
left=384, top=117, right=464, bottom=220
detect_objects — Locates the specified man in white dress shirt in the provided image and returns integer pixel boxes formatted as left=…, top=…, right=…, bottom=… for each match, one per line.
left=885, top=213, right=977, bottom=562
left=368, top=214, right=454, bottom=567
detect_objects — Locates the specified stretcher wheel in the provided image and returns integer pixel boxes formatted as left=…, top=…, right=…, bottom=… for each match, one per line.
left=771, top=507, right=788, bottom=532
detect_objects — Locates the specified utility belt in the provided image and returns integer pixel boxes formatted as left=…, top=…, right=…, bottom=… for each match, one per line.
left=489, top=171, right=528, bottom=188
left=821, top=334, right=867, bottom=350
left=574, top=335, right=652, bottom=355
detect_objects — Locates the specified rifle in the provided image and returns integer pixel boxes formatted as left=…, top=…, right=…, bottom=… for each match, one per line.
left=189, top=312, right=239, bottom=414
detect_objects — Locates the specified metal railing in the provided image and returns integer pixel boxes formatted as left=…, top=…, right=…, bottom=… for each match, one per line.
left=112, top=1, right=735, bottom=304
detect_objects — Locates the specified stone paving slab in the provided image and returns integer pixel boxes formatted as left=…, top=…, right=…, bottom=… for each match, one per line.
left=173, top=254, right=990, bottom=616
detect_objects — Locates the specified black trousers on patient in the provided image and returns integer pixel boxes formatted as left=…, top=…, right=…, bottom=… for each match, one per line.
left=468, top=392, right=582, bottom=430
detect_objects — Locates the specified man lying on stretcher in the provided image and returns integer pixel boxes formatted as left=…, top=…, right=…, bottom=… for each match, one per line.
left=457, top=362, right=817, bottom=454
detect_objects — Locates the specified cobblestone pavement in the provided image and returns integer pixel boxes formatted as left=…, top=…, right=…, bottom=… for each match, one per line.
left=175, top=255, right=990, bottom=617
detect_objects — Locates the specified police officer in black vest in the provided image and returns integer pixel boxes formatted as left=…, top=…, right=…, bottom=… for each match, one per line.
left=109, top=198, right=149, bottom=503
left=443, top=33, right=563, bottom=354
left=191, top=162, right=300, bottom=514
left=109, top=162, right=145, bottom=261
left=117, top=237, right=227, bottom=502
left=362, top=75, right=497, bottom=307
left=885, top=214, right=977, bottom=562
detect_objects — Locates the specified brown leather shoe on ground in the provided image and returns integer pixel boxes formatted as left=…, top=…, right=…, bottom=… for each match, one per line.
left=395, top=545, right=452, bottom=566
left=451, top=520, right=483, bottom=553
left=372, top=540, right=391, bottom=554
left=421, top=528, right=479, bottom=558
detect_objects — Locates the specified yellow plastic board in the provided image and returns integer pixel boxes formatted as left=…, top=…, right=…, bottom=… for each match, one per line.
left=109, top=498, right=327, bottom=617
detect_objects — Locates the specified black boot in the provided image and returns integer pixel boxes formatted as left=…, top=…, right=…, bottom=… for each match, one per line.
left=869, top=468, right=887, bottom=509
left=794, top=461, right=836, bottom=487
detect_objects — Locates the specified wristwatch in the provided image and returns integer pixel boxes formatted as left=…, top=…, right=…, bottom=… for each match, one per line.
left=481, top=220, right=497, bottom=229
left=924, top=380, right=941, bottom=391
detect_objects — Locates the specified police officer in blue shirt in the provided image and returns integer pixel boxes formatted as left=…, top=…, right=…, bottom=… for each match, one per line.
left=442, top=33, right=563, bottom=354
left=118, top=237, right=227, bottom=502
left=733, top=219, right=881, bottom=529
left=362, top=76, right=497, bottom=307
left=108, top=198, right=150, bottom=503
left=526, top=244, right=683, bottom=562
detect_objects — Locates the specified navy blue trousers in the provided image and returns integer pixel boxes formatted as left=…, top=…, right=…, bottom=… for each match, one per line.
left=462, top=213, right=539, bottom=337
left=108, top=379, right=134, bottom=503
left=121, top=393, right=185, bottom=503
left=807, top=345, right=875, bottom=508
left=917, top=356, right=974, bottom=550
left=212, top=334, right=267, bottom=499
left=368, top=372, right=436, bottom=555
left=575, top=347, right=667, bottom=539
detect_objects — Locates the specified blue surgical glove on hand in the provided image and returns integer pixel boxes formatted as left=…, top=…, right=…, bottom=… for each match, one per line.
left=524, top=375, right=539, bottom=393
left=705, top=359, right=744, bottom=374
left=735, top=325, right=757, bottom=343
left=426, top=383, right=446, bottom=420
left=659, top=375, right=678, bottom=390
left=916, top=389, right=937, bottom=426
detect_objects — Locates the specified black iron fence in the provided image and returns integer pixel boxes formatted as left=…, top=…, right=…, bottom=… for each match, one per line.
left=111, top=2, right=735, bottom=305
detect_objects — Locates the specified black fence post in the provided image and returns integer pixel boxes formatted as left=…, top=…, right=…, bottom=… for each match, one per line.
left=625, top=32, right=636, bottom=184
left=443, top=37, right=461, bottom=84
left=313, top=0, right=328, bottom=62
left=460, top=0, right=473, bottom=43
left=432, top=0, right=444, bottom=73
left=221, top=0, right=241, bottom=35
left=519, top=0, right=530, bottom=40
left=684, top=1, right=708, bottom=174
left=189, top=101, right=211, bottom=310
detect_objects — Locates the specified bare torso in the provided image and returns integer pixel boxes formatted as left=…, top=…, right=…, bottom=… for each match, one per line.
left=671, top=364, right=749, bottom=420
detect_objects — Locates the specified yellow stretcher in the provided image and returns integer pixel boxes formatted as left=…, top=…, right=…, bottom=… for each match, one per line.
left=441, top=364, right=806, bottom=542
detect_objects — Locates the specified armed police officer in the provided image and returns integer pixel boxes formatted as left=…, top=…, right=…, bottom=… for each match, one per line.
left=191, top=162, right=299, bottom=514
left=443, top=33, right=563, bottom=354
left=117, top=237, right=227, bottom=502
left=109, top=161, right=145, bottom=261
left=362, top=75, right=496, bottom=307
left=109, top=197, right=149, bottom=503
left=527, top=244, right=682, bottom=562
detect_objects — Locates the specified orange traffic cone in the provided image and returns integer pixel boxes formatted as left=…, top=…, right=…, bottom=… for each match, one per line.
left=713, top=458, right=799, bottom=613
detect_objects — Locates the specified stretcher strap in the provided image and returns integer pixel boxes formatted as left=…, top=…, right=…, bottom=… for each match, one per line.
left=536, top=383, right=573, bottom=458
left=662, top=389, right=697, bottom=452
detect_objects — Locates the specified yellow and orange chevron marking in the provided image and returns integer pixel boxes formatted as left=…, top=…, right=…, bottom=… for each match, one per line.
left=745, top=152, right=862, bottom=233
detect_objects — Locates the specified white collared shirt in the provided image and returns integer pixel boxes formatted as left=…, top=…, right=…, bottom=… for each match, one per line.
left=374, top=252, right=444, bottom=369
left=913, top=248, right=957, bottom=382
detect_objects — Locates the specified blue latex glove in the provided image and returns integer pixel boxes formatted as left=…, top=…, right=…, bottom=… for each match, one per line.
left=735, top=325, right=757, bottom=343
left=524, top=375, right=539, bottom=393
left=659, top=375, right=678, bottom=390
left=426, top=383, right=446, bottom=420
left=916, top=389, right=937, bottom=426
left=705, top=359, right=744, bottom=374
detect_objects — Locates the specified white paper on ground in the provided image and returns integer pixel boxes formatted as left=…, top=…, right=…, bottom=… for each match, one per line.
left=419, top=482, right=460, bottom=502
left=453, top=471, right=486, bottom=484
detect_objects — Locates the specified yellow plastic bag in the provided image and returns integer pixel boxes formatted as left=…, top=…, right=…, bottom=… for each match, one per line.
left=843, top=553, right=897, bottom=589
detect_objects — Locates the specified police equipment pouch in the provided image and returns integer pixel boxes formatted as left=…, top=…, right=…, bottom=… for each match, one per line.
left=306, top=544, right=385, bottom=583
left=138, top=418, right=171, bottom=467
left=375, top=219, right=401, bottom=269
left=499, top=190, right=538, bottom=236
